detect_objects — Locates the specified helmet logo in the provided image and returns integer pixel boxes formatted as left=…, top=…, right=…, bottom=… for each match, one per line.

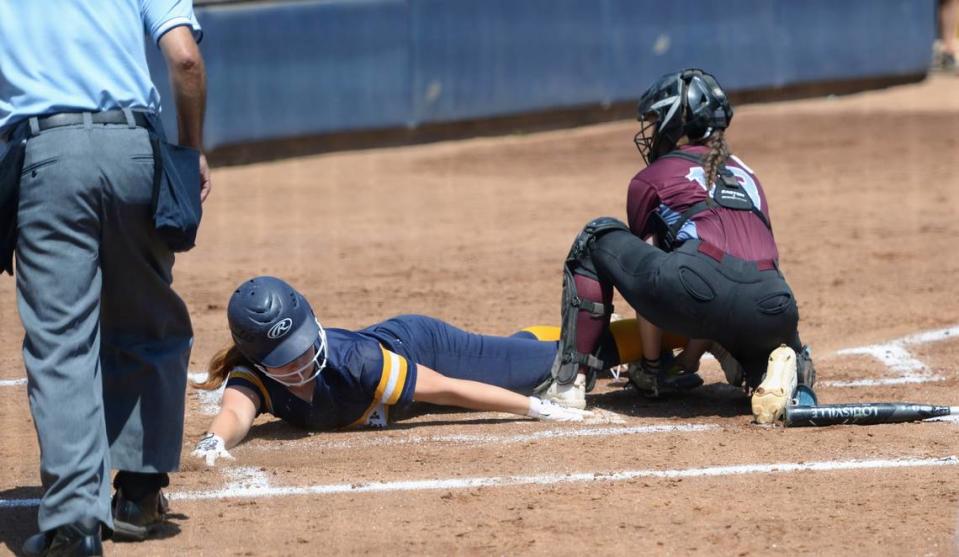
left=267, top=318, right=293, bottom=339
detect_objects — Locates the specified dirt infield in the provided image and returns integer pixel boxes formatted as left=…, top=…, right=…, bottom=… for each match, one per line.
left=2, top=75, right=959, bottom=555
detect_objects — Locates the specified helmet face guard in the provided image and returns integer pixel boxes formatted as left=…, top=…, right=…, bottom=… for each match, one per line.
left=633, top=119, right=656, bottom=165
left=634, top=110, right=683, bottom=165
left=255, top=321, right=329, bottom=387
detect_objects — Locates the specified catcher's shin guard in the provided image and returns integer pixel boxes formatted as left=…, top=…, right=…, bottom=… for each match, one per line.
left=548, top=217, right=629, bottom=388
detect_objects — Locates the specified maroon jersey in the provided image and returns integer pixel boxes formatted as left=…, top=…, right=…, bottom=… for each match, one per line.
left=626, top=145, right=778, bottom=262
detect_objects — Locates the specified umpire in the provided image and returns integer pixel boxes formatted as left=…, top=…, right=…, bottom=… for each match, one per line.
left=0, top=1, right=210, bottom=554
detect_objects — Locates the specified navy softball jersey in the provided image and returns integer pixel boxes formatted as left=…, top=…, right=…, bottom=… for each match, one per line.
left=226, top=315, right=558, bottom=430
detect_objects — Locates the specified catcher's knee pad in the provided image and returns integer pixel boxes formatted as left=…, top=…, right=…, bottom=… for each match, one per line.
left=565, top=217, right=630, bottom=268
left=550, top=217, right=629, bottom=386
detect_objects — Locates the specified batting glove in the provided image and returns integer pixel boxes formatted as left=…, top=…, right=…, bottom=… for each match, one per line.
left=191, top=432, right=234, bottom=467
left=527, top=396, right=592, bottom=422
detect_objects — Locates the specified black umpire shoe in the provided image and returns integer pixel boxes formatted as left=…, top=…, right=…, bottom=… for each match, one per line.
left=22, top=518, right=103, bottom=557
left=110, top=488, right=170, bottom=541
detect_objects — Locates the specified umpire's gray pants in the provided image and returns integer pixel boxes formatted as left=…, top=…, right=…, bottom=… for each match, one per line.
left=15, top=119, right=192, bottom=531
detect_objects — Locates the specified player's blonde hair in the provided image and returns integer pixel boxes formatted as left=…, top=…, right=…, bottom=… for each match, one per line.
left=701, top=130, right=731, bottom=188
left=193, top=344, right=251, bottom=391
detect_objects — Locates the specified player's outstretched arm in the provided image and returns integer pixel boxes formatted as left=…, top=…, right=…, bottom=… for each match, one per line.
left=192, top=386, right=259, bottom=466
left=413, top=365, right=590, bottom=422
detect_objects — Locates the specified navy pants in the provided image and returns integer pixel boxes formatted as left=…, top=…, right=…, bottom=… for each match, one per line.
left=364, top=315, right=558, bottom=395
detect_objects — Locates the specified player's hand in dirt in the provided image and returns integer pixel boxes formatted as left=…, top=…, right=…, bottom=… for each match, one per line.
left=192, top=432, right=234, bottom=466
left=527, top=397, right=592, bottom=422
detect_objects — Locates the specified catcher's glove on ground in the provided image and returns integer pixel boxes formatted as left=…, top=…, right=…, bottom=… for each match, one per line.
left=192, top=433, right=234, bottom=466
left=527, top=396, right=592, bottom=422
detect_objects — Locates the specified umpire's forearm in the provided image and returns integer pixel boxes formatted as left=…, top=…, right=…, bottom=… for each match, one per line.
left=159, top=26, right=207, bottom=149
left=170, top=57, right=206, bottom=149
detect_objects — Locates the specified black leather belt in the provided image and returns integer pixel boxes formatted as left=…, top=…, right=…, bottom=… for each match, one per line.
left=35, top=110, right=150, bottom=133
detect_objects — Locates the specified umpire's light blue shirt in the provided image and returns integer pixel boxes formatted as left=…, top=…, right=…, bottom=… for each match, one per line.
left=0, top=0, right=202, bottom=135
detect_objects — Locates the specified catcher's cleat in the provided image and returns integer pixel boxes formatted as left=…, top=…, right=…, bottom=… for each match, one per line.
left=550, top=217, right=630, bottom=387
left=751, top=345, right=798, bottom=424
left=792, top=384, right=818, bottom=407
left=627, top=356, right=703, bottom=398
left=111, top=488, right=170, bottom=542
left=542, top=373, right=587, bottom=410
left=708, top=341, right=744, bottom=388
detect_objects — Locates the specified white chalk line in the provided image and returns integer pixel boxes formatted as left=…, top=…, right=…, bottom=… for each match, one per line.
left=171, top=456, right=959, bottom=501
left=825, top=325, right=959, bottom=388
left=901, top=326, right=959, bottom=346
left=222, top=466, right=270, bottom=492
left=823, top=377, right=948, bottom=388
left=928, top=414, right=959, bottom=424
left=247, top=423, right=719, bottom=452
left=3, top=455, right=957, bottom=509
left=268, top=409, right=959, bottom=452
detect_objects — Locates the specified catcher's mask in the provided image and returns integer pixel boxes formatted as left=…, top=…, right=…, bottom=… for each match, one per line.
left=634, top=68, right=733, bottom=164
left=227, top=276, right=328, bottom=387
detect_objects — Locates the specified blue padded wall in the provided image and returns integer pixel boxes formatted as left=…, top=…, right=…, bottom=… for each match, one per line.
left=146, top=0, right=935, bottom=151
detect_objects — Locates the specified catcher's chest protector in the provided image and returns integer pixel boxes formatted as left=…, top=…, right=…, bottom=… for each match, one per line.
left=654, top=151, right=771, bottom=252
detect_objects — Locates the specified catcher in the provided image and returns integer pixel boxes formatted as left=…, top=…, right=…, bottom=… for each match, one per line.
left=191, top=276, right=684, bottom=465
left=541, top=69, right=815, bottom=423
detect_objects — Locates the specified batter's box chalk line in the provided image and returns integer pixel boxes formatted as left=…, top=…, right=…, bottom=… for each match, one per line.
left=246, top=423, right=719, bottom=452
left=222, top=466, right=271, bottom=492
left=583, top=408, right=627, bottom=424
left=4, top=456, right=957, bottom=509
left=927, top=414, right=959, bottom=424
left=118, top=455, right=959, bottom=502
left=823, top=325, right=959, bottom=388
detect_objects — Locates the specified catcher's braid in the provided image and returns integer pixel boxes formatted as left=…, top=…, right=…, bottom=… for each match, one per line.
left=701, top=130, right=731, bottom=188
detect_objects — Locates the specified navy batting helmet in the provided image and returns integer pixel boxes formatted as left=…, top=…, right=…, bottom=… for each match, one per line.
left=634, top=68, right=733, bottom=164
left=227, top=276, right=322, bottom=369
